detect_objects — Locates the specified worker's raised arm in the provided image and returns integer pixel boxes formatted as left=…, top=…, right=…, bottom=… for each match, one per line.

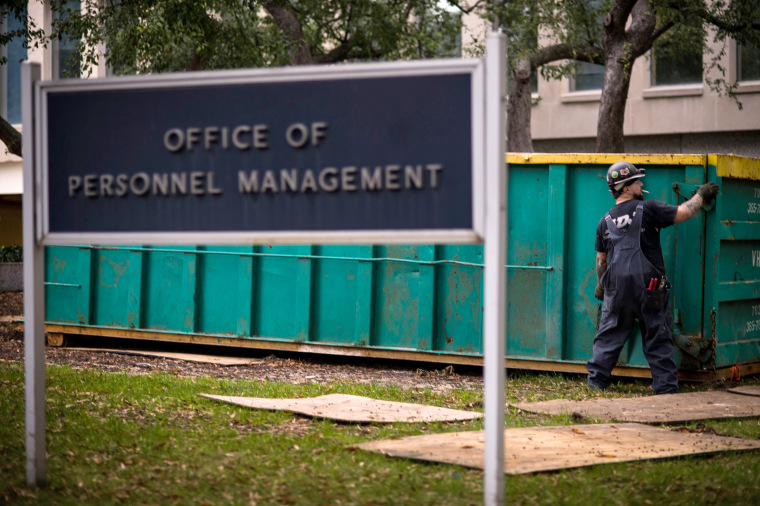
left=674, top=182, right=719, bottom=223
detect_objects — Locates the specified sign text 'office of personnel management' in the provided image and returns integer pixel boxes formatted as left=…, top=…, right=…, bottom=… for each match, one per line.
left=37, top=61, right=484, bottom=245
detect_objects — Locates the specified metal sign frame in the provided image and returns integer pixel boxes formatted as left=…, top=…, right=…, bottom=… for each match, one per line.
left=34, top=59, right=485, bottom=246
left=24, top=34, right=506, bottom=503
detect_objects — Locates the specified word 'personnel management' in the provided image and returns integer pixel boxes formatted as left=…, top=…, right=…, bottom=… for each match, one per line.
left=67, top=164, right=445, bottom=198
left=65, top=122, right=444, bottom=198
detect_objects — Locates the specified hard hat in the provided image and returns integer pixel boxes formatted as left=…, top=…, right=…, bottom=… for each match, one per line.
left=607, top=161, right=645, bottom=193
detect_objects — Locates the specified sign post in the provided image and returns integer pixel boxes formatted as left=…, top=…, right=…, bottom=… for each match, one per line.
left=482, top=31, right=507, bottom=504
left=22, top=62, right=45, bottom=486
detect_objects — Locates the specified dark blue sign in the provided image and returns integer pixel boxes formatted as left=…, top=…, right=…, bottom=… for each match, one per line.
left=41, top=64, right=477, bottom=242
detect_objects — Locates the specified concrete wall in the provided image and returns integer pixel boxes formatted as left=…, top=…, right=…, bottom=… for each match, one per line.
left=0, top=263, right=23, bottom=291
left=534, top=130, right=760, bottom=158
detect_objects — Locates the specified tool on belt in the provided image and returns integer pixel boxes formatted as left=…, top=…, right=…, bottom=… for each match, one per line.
left=647, top=276, right=667, bottom=292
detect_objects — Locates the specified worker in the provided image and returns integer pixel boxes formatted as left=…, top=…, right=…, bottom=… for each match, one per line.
left=587, top=161, right=719, bottom=394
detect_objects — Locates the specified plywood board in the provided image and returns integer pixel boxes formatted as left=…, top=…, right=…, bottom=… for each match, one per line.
left=512, top=391, right=760, bottom=423
left=66, top=347, right=262, bottom=366
left=729, top=386, right=760, bottom=397
left=353, top=423, right=760, bottom=474
left=199, top=393, right=483, bottom=423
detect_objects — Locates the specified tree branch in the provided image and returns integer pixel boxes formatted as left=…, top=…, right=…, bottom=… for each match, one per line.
left=666, top=0, right=760, bottom=36
left=607, top=0, right=639, bottom=34
left=650, top=21, right=675, bottom=46
left=625, top=0, right=657, bottom=57
left=445, top=0, right=487, bottom=15
left=260, top=0, right=313, bottom=65
left=530, top=43, right=605, bottom=69
left=315, top=39, right=383, bottom=63
left=313, top=40, right=357, bottom=63
left=0, top=116, right=22, bottom=157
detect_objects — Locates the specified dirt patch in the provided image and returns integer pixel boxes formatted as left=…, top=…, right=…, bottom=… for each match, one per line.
left=0, top=291, right=483, bottom=393
left=0, top=291, right=22, bottom=317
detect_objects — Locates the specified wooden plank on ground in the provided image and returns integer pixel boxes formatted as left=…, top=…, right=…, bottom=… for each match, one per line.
left=199, top=393, right=483, bottom=423
left=353, top=423, right=760, bottom=474
left=65, top=347, right=263, bottom=366
left=512, top=391, right=760, bottom=423
left=729, top=386, right=760, bottom=397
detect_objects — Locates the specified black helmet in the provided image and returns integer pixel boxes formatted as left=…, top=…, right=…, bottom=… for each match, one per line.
left=607, top=161, right=645, bottom=194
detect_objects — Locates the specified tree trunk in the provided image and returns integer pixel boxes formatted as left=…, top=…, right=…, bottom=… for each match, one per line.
left=507, top=59, right=533, bottom=153
left=187, top=52, right=205, bottom=71
left=0, top=116, right=22, bottom=157
left=595, top=56, right=630, bottom=153
left=596, top=0, right=655, bottom=153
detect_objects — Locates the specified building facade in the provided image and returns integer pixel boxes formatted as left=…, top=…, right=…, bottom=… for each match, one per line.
left=463, top=9, right=760, bottom=156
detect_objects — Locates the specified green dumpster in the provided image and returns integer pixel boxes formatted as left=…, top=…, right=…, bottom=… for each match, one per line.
left=43, top=153, right=760, bottom=380
left=700, top=154, right=760, bottom=378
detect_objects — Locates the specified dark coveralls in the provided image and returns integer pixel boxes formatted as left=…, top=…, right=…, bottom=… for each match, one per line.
left=587, top=201, right=679, bottom=394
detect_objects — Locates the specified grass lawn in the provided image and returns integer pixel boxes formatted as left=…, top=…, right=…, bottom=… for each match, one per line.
left=1, top=361, right=760, bottom=505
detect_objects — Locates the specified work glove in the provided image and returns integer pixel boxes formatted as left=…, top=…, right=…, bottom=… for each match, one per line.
left=594, top=283, right=604, bottom=301
left=697, top=182, right=719, bottom=204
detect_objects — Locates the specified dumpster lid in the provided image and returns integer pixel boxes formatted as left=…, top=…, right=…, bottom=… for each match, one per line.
left=708, top=154, right=760, bottom=181
left=507, top=153, right=706, bottom=166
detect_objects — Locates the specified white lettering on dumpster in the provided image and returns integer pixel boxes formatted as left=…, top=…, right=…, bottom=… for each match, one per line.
left=753, top=249, right=760, bottom=268
left=746, top=305, right=760, bottom=333
left=750, top=188, right=760, bottom=214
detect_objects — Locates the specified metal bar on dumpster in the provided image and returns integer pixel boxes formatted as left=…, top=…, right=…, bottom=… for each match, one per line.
left=55, top=244, right=553, bottom=270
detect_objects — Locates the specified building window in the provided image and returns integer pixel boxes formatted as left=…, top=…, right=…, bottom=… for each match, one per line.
left=738, top=42, right=760, bottom=82
left=651, top=25, right=703, bottom=86
left=570, top=61, right=604, bottom=91
left=567, top=0, right=604, bottom=92
left=1, top=9, right=28, bottom=125
left=53, top=0, right=81, bottom=79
